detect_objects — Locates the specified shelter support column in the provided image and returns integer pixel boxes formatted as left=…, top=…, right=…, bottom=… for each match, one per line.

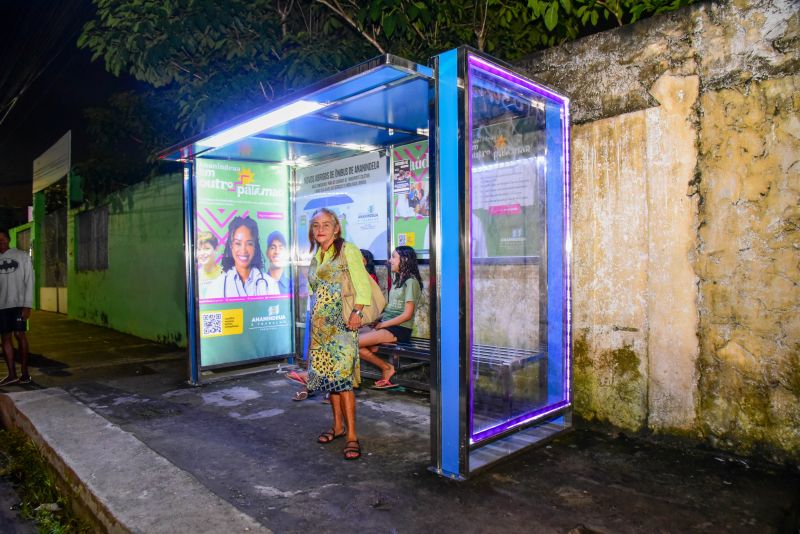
left=183, top=163, right=200, bottom=385
left=430, top=48, right=468, bottom=480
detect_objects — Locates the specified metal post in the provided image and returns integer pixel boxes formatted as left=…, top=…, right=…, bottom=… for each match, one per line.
left=183, top=163, right=201, bottom=385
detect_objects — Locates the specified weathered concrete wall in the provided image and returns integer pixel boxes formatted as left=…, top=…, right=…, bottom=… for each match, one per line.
left=517, top=0, right=799, bottom=463
left=68, top=174, right=187, bottom=346
left=696, top=74, right=799, bottom=459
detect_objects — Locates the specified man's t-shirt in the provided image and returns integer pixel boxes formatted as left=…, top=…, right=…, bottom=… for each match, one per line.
left=381, top=277, right=421, bottom=330
left=0, top=248, right=33, bottom=310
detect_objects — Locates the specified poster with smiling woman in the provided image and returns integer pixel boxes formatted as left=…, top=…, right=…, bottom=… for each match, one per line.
left=194, top=159, right=293, bottom=368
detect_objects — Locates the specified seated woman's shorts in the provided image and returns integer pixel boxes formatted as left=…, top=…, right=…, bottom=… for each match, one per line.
left=384, top=325, right=412, bottom=343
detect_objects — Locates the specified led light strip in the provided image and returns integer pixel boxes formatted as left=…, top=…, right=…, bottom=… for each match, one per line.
left=199, top=100, right=327, bottom=148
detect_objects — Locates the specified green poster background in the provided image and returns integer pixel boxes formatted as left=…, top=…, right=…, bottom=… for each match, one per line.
left=195, top=159, right=293, bottom=368
left=392, top=141, right=429, bottom=257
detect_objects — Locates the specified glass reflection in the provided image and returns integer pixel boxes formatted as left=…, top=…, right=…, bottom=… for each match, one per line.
left=468, top=57, right=565, bottom=442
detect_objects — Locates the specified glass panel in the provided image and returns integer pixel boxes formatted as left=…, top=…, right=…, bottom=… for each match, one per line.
left=468, top=54, right=568, bottom=443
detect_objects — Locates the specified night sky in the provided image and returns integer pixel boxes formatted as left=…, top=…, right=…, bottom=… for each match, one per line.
left=0, top=0, right=133, bottom=212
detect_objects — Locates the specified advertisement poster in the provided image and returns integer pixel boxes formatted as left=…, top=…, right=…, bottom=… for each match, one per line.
left=195, top=159, right=293, bottom=368
left=470, top=115, right=546, bottom=258
left=392, top=141, right=429, bottom=257
left=296, top=152, right=388, bottom=260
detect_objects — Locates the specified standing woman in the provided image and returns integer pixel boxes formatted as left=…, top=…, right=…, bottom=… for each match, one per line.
left=305, top=208, right=371, bottom=460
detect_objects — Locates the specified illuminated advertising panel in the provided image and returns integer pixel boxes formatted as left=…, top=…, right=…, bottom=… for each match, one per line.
left=470, top=115, right=545, bottom=259
left=296, top=151, right=388, bottom=260
left=391, top=141, right=429, bottom=257
left=195, top=159, right=293, bottom=367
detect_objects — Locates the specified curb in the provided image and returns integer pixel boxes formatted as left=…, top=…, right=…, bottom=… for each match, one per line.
left=0, top=388, right=270, bottom=534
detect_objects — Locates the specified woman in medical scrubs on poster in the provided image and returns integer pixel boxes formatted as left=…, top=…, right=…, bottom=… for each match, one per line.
left=205, top=216, right=278, bottom=299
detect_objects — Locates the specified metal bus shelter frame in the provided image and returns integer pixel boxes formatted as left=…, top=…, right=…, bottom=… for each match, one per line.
left=159, top=46, right=571, bottom=479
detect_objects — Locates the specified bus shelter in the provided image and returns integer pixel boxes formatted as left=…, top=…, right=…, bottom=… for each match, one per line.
left=159, top=47, right=571, bottom=479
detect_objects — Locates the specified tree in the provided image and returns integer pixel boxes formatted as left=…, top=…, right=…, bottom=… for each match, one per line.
left=79, top=0, right=375, bottom=132
left=73, top=90, right=182, bottom=203
left=79, top=0, right=695, bottom=133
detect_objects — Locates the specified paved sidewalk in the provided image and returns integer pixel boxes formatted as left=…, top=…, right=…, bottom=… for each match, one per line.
left=0, top=311, right=798, bottom=533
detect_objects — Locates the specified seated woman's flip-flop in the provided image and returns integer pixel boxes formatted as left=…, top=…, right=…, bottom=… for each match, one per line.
left=292, top=390, right=309, bottom=401
left=372, top=379, right=399, bottom=389
left=285, top=370, right=307, bottom=385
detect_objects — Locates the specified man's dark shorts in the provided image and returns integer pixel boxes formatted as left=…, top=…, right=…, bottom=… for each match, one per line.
left=0, top=308, right=26, bottom=334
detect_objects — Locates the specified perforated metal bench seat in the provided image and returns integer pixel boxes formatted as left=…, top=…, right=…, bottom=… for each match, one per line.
left=472, top=346, right=548, bottom=419
left=361, top=339, right=547, bottom=399
left=362, top=337, right=431, bottom=391
left=377, top=337, right=431, bottom=361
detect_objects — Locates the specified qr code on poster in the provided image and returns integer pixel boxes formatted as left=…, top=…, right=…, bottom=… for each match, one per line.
left=202, top=312, right=223, bottom=335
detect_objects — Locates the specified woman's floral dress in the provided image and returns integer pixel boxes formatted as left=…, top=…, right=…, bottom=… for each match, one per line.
left=305, top=247, right=359, bottom=392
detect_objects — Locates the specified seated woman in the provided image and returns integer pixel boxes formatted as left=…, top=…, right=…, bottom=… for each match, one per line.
left=358, top=245, right=422, bottom=388
left=360, top=248, right=379, bottom=284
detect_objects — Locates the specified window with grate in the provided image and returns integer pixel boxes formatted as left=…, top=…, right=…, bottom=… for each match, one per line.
left=76, top=206, right=109, bottom=271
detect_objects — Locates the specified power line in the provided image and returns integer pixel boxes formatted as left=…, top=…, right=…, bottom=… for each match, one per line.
left=0, top=1, right=94, bottom=135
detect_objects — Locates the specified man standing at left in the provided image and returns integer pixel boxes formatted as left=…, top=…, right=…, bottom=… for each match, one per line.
left=0, top=229, right=33, bottom=386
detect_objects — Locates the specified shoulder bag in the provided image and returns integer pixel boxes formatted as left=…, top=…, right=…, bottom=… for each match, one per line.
left=340, top=248, right=386, bottom=324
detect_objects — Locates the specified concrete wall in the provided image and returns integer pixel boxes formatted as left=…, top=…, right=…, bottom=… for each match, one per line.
left=516, top=0, right=799, bottom=462
left=68, top=174, right=187, bottom=346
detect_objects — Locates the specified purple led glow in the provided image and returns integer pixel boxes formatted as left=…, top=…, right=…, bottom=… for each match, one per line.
left=466, top=55, right=476, bottom=443
left=563, top=100, right=572, bottom=405
left=467, top=52, right=572, bottom=444
left=467, top=55, right=569, bottom=106
left=471, top=400, right=571, bottom=444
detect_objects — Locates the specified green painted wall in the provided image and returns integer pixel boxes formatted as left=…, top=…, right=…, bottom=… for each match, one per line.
left=68, top=174, right=187, bottom=346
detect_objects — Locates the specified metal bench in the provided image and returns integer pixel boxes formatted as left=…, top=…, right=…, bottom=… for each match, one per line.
left=472, top=346, right=548, bottom=420
left=361, top=339, right=547, bottom=410
left=360, top=337, right=431, bottom=391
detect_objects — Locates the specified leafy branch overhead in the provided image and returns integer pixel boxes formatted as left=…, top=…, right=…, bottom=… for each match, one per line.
left=79, top=0, right=694, bottom=133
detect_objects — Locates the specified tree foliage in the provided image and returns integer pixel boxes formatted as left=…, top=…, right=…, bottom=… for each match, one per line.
left=79, top=0, right=695, bottom=133
left=73, top=90, right=182, bottom=203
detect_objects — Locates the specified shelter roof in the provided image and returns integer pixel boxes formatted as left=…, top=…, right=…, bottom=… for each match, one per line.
left=158, top=55, right=432, bottom=166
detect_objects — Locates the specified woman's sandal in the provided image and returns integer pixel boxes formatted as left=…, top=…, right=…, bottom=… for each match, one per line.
left=373, top=379, right=398, bottom=389
left=343, top=440, right=361, bottom=460
left=292, top=390, right=309, bottom=401
left=285, top=370, right=307, bottom=385
left=318, top=429, right=346, bottom=444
